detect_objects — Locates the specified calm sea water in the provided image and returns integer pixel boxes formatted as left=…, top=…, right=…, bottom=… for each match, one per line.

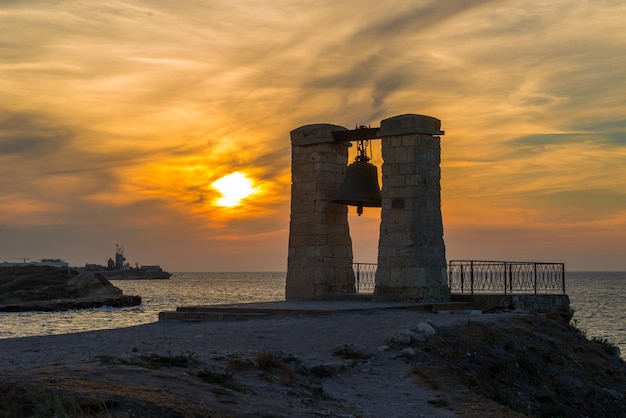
left=0, top=272, right=285, bottom=340
left=0, top=271, right=624, bottom=358
left=566, top=271, right=626, bottom=358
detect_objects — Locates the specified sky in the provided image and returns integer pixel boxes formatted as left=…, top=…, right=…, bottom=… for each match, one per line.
left=1, top=0, right=626, bottom=272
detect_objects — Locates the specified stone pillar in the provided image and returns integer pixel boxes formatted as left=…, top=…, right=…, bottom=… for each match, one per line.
left=286, top=124, right=356, bottom=299
left=375, top=114, right=450, bottom=301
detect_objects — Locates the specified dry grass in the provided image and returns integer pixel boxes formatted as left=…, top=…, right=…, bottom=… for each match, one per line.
left=411, top=314, right=626, bottom=417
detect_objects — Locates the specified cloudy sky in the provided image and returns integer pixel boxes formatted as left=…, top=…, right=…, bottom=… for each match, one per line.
left=2, top=0, right=625, bottom=271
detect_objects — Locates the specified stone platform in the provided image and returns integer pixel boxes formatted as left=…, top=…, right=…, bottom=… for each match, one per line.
left=158, top=299, right=471, bottom=322
left=451, top=293, right=570, bottom=313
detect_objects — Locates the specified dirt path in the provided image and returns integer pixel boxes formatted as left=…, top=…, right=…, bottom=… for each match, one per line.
left=0, top=309, right=508, bottom=417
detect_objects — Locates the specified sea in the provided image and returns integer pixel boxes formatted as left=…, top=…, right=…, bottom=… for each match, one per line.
left=0, top=271, right=624, bottom=359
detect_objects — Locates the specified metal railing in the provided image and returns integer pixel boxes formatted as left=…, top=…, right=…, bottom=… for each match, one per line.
left=352, top=260, right=566, bottom=295
left=447, top=260, right=565, bottom=295
left=353, top=262, right=376, bottom=293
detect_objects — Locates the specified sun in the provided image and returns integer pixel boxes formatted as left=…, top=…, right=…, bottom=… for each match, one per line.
left=211, top=172, right=256, bottom=207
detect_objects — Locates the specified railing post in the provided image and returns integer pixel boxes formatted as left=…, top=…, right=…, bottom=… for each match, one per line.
left=561, top=263, right=566, bottom=295
left=508, top=262, right=512, bottom=294
left=356, top=263, right=361, bottom=293
left=533, top=263, right=538, bottom=295
left=470, top=260, right=474, bottom=295
left=502, top=261, right=506, bottom=295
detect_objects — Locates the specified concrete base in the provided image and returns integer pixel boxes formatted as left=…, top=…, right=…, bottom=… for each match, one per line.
left=451, top=294, right=571, bottom=313
left=159, top=294, right=571, bottom=322
left=374, top=285, right=450, bottom=302
left=159, top=299, right=470, bottom=322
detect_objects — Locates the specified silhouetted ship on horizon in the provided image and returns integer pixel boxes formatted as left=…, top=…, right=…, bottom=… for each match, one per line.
left=1, top=244, right=171, bottom=280
left=83, top=244, right=171, bottom=280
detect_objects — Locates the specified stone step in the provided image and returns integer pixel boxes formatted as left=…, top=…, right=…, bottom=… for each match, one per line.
left=159, top=300, right=472, bottom=322
left=406, top=302, right=469, bottom=312
left=158, top=311, right=271, bottom=322
left=434, top=309, right=483, bottom=315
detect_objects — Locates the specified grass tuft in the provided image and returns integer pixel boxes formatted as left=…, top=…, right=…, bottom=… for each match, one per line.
left=255, top=351, right=299, bottom=386
left=197, top=367, right=239, bottom=389
left=96, top=352, right=199, bottom=369
left=0, top=383, right=115, bottom=418
left=591, top=336, right=620, bottom=356
left=331, top=344, right=373, bottom=360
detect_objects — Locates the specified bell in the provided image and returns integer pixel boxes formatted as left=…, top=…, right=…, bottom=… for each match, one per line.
left=332, top=159, right=382, bottom=216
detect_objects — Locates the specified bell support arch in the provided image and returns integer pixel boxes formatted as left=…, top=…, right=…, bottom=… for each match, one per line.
left=286, top=114, right=449, bottom=301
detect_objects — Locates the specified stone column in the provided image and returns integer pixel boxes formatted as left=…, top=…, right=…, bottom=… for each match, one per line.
left=375, top=114, right=450, bottom=301
left=286, top=124, right=356, bottom=299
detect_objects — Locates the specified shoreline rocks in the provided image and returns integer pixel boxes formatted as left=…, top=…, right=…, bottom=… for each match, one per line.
left=0, top=266, right=141, bottom=312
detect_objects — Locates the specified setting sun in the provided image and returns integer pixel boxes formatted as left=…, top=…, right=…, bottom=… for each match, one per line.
left=211, top=172, right=256, bottom=207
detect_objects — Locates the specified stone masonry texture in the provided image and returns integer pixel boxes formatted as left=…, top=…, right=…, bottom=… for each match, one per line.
left=374, top=114, right=450, bottom=301
left=286, top=124, right=356, bottom=299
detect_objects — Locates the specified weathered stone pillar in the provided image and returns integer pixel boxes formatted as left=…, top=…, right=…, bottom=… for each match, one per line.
left=286, top=124, right=356, bottom=299
left=375, top=114, right=450, bottom=301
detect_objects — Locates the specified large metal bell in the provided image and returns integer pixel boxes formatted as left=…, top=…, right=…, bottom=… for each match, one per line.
left=332, top=160, right=382, bottom=216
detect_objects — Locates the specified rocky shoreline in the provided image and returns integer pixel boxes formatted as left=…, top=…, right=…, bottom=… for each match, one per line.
left=0, top=266, right=141, bottom=312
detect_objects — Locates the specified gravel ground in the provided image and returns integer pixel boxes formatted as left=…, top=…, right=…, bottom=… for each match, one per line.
left=0, top=308, right=523, bottom=417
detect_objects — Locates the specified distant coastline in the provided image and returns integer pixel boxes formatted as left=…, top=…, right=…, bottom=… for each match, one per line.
left=93, top=267, right=171, bottom=280
left=1, top=244, right=171, bottom=280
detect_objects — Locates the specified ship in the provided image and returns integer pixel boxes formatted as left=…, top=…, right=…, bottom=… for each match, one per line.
left=83, top=244, right=171, bottom=280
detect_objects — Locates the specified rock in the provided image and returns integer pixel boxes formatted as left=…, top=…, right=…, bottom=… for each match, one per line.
left=388, top=327, right=432, bottom=347
left=388, top=330, right=414, bottom=346
left=309, top=361, right=346, bottom=378
left=398, top=347, right=416, bottom=358
left=330, top=344, right=373, bottom=360
left=0, top=266, right=141, bottom=312
left=388, top=321, right=439, bottom=347
left=411, top=322, right=437, bottom=336
left=602, top=387, right=624, bottom=400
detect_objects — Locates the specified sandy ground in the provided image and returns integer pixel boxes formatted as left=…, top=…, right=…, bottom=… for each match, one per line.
left=0, top=308, right=523, bottom=417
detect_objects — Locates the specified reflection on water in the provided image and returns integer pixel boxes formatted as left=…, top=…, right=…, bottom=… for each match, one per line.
left=0, top=272, right=285, bottom=339
left=566, top=271, right=626, bottom=357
